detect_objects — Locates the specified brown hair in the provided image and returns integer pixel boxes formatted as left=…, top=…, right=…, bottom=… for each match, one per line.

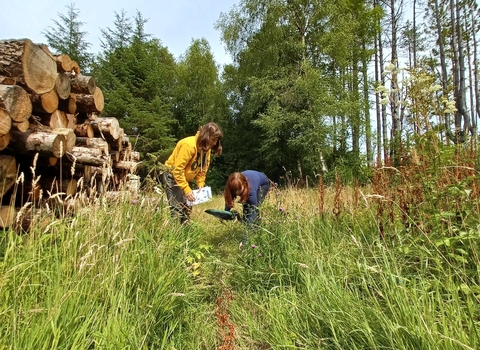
left=224, top=172, right=250, bottom=209
left=196, top=122, right=223, bottom=155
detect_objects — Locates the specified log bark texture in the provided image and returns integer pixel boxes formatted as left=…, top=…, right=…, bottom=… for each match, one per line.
left=9, top=128, right=67, bottom=158
left=70, top=74, right=96, bottom=94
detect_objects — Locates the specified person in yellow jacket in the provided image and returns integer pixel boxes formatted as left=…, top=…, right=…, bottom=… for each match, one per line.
left=162, top=122, right=223, bottom=224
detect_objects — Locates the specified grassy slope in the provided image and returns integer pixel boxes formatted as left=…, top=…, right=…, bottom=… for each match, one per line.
left=0, top=186, right=479, bottom=349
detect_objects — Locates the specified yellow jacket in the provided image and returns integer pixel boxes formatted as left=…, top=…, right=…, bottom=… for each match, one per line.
left=165, top=132, right=211, bottom=194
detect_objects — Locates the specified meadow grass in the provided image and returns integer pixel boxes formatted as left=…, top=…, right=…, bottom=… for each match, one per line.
left=0, top=183, right=479, bottom=349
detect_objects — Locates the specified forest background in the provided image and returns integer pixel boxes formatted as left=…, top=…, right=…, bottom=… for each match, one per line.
left=22, top=0, right=480, bottom=192
left=2, top=0, right=480, bottom=348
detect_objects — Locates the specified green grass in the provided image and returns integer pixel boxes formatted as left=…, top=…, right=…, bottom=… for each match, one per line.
left=0, top=186, right=479, bottom=349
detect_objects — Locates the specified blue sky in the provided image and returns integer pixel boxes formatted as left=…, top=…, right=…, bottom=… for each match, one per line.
left=1, top=0, right=239, bottom=65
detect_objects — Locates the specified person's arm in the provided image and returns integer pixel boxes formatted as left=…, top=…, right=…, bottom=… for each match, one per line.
left=171, top=144, right=195, bottom=194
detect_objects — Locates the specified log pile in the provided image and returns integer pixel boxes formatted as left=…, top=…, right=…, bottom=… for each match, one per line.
left=0, top=39, right=140, bottom=230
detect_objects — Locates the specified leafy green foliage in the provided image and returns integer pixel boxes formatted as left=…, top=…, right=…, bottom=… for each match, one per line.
left=91, top=11, right=177, bottom=176
left=43, top=3, right=94, bottom=71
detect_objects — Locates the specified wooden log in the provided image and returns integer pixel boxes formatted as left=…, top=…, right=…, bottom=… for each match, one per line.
left=0, top=84, right=32, bottom=122
left=70, top=61, right=81, bottom=75
left=66, top=113, right=77, bottom=128
left=0, top=132, right=10, bottom=151
left=85, top=137, right=109, bottom=155
left=52, top=127, right=76, bottom=152
left=67, top=146, right=109, bottom=167
left=55, top=72, right=71, bottom=100
left=12, top=120, right=29, bottom=132
left=39, top=109, right=68, bottom=129
left=76, top=87, right=104, bottom=113
left=53, top=54, right=74, bottom=73
left=59, top=94, right=77, bottom=114
left=0, top=205, right=16, bottom=228
left=9, top=128, right=67, bottom=158
left=90, top=117, right=120, bottom=141
left=113, top=161, right=139, bottom=173
left=0, top=39, right=57, bottom=94
left=70, top=74, right=96, bottom=94
left=0, top=107, right=11, bottom=135
left=111, top=151, right=120, bottom=162
left=73, top=122, right=94, bottom=138
left=0, top=155, right=17, bottom=199
left=31, top=89, right=58, bottom=114
left=39, top=177, right=77, bottom=197
left=29, top=125, right=76, bottom=152
left=0, top=76, right=16, bottom=85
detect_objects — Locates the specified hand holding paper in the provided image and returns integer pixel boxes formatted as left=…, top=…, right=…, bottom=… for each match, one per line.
left=186, top=186, right=212, bottom=206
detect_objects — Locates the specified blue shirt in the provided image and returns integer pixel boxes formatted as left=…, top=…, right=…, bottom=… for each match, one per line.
left=226, top=170, right=270, bottom=223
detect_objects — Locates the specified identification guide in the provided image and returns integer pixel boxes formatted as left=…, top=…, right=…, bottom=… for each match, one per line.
left=186, top=186, right=212, bottom=206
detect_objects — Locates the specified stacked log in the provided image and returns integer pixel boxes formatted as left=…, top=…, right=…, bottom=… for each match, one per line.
left=0, top=39, right=140, bottom=230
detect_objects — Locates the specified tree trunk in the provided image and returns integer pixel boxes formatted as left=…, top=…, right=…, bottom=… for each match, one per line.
left=0, top=39, right=57, bottom=94
left=0, top=84, right=32, bottom=122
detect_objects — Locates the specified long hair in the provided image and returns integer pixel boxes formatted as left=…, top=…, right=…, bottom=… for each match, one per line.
left=224, top=172, right=249, bottom=209
left=196, top=122, right=223, bottom=155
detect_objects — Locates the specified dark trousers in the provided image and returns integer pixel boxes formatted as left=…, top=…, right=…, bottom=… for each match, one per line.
left=243, top=183, right=270, bottom=224
left=161, top=172, right=192, bottom=224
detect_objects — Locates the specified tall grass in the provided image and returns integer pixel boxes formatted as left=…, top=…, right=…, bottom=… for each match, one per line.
left=1, top=159, right=480, bottom=349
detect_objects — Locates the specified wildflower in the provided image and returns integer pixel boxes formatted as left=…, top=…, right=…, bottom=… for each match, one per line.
left=251, top=244, right=256, bottom=249
left=132, top=199, right=138, bottom=204
left=279, top=207, right=284, bottom=212
left=258, top=254, right=263, bottom=257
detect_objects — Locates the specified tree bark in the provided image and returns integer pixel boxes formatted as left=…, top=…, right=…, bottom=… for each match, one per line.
left=66, top=146, right=110, bottom=166
left=69, top=74, right=96, bottom=94
left=0, top=39, right=57, bottom=94
left=90, top=117, right=120, bottom=141
left=9, top=128, right=67, bottom=158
